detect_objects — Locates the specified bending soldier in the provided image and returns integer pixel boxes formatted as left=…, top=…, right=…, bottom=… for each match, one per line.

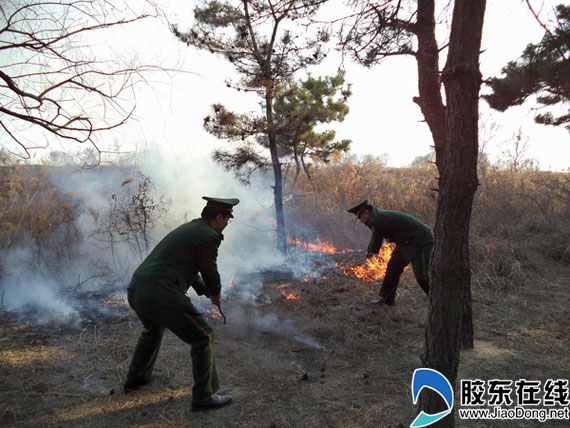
left=124, top=196, right=239, bottom=411
left=348, top=200, right=433, bottom=305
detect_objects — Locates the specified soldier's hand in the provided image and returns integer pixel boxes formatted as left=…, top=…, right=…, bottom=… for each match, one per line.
left=210, top=295, right=221, bottom=306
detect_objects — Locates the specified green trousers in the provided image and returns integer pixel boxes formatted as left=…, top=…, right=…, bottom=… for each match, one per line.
left=380, top=243, right=432, bottom=304
left=126, top=289, right=219, bottom=401
left=411, top=243, right=432, bottom=295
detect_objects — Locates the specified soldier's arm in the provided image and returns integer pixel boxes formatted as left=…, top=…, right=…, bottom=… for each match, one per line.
left=367, top=231, right=384, bottom=255
left=190, top=274, right=210, bottom=297
left=196, top=236, right=222, bottom=297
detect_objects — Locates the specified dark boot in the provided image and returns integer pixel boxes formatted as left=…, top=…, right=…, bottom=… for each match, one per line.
left=123, top=378, right=150, bottom=393
left=370, top=296, right=395, bottom=306
left=191, top=394, right=232, bottom=411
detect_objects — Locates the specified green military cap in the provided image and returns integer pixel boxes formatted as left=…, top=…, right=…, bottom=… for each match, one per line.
left=202, top=196, right=240, bottom=218
left=347, top=200, right=369, bottom=216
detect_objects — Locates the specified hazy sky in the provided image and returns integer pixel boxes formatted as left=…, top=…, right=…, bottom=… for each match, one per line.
left=30, top=0, right=570, bottom=171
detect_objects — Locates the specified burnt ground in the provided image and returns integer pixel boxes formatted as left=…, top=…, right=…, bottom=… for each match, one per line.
left=1, top=262, right=569, bottom=428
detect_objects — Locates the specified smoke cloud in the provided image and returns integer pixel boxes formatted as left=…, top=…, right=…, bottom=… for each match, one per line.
left=0, top=146, right=327, bottom=347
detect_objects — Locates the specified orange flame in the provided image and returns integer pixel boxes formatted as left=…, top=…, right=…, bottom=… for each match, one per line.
left=280, top=290, right=299, bottom=301
left=338, top=244, right=395, bottom=282
left=287, top=236, right=353, bottom=254
left=204, top=308, right=223, bottom=320
left=228, top=278, right=234, bottom=288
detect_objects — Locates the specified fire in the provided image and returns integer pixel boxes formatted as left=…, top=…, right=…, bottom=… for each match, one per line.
left=228, top=278, right=234, bottom=288
left=204, top=308, right=223, bottom=320
left=338, top=244, right=395, bottom=282
left=280, top=290, right=299, bottom=301
left=287, top=236, right=352, bottom=254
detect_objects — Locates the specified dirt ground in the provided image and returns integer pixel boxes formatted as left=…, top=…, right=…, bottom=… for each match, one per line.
left=1, top=261, right=569, bottom=428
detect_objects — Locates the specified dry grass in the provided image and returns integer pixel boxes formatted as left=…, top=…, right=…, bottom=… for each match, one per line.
left=1, top=262, right=569, bottom=427
left=1, top=159, right=569, bottom=427
left=0, top=165, right=80, bottom=250
left=289, top=159, right=570, bottom=285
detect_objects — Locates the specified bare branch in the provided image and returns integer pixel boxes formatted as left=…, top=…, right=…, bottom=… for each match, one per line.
left=0, top=0, right=163, bottom=159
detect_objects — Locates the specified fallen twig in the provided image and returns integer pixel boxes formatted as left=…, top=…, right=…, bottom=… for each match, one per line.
left=321, top=285, right=341, bottom=297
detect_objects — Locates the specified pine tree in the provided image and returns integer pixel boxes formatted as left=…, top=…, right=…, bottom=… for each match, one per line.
left=484, top=4, right=570, bottom=131
left=273, top=72, right=352, bottom=185
left=172, top=0, right=328, bottom=253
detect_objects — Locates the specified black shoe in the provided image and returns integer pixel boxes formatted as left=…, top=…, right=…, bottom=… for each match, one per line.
left=370, top=297, right=395, bottom=306
left=123, top=378, right=149, bottom=393
left=191, top=394, right=232, bottom=411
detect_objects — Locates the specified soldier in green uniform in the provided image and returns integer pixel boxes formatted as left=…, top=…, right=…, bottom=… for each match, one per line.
left=348, top=200, right=433, bottom=305
left=124, top=196, right=239, bottom=411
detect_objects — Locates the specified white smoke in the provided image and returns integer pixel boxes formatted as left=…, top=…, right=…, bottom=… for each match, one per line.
left=0, top=146, right=321, bottom=331
left=1, top=249, right=79, bottom=322
left=192, top=299, right=324, bottom=350
left=135, top=147, right=322, bottom=294
left=243, top=310, right=324, bottom=349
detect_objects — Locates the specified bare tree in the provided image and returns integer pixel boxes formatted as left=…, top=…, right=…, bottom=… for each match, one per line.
left=499, top=128, right=538, bottom=172
left=90, top=172, right=170, bottom=280
left=477, top=112, right=500, bottom=173
left=0, top=0, right=158, bottom=161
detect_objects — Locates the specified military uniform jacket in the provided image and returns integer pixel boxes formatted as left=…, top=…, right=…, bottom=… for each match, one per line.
left=127, top=218, right=222, bottom=307
left=367, top=209, right=433, bottom=263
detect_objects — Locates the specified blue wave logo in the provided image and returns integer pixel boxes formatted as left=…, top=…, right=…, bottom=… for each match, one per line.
left=410, top=368, right=454, bottom=427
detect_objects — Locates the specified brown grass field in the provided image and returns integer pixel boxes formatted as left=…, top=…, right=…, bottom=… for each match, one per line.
left=1, top=161, right=569, bottom=427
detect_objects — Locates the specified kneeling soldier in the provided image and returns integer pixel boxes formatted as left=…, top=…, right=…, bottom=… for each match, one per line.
left=348, top=200, right=433, bottom=305
left=124, top=196, right=239, bottom=411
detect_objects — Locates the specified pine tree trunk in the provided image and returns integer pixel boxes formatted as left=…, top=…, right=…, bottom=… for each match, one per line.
left=415, top=0, right=474, bottom=355
left=419, top=1, right=485, bottom=426
left=461, top=281, right=474, bottom=349
left=271, top=146, right=286, bottom=253
left=266, top=88, right=287, bottom=254
left=292, top=142, right=301, bottom=187
left=415, top=0, right=446, bottom=146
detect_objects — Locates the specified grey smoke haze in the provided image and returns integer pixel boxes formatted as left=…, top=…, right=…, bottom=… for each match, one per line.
left=1, top=249, right=79, bottom=322
left=251, top=311, right=324, bottom=349
left=192, top=300, right=324, bottom=350
left=0, top=149, right=324, bottom=330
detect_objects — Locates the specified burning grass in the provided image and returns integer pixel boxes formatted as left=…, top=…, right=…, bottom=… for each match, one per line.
left=204, top=308, right=224, bottom=321
left=280, top=290, right=299, bottom=301
left=1, top=161, right=569, bottom=426
left=1, top=258, right=569, bottom=427
left=337, top=244, right=398, bottom=282
left=285, top=236, right=399, bottom=283
left=286, top=236, right=354, bottom=255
